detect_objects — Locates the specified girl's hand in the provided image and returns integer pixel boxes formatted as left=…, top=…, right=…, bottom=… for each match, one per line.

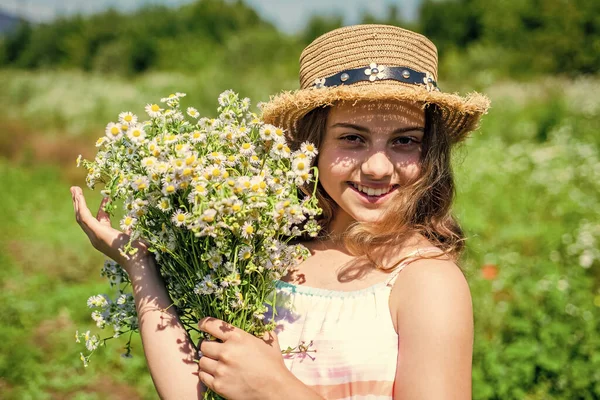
left=70, top=186, right=148, bottom=269
left=198, top=317, right=292, bottom=400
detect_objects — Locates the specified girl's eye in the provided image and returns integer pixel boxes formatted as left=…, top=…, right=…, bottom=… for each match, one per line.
left=339, top=134, right=364, bottom=144
left=393, top=136, right=419, bottom=146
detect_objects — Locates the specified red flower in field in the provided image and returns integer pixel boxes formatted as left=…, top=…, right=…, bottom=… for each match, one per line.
left=481, top=264, right=499, bottom=280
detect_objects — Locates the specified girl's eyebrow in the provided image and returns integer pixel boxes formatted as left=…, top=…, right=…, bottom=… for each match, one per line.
left=329, top=122, right=425, bottom=134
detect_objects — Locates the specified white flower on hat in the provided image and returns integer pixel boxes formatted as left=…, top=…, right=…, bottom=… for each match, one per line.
left=313, top=78, right=326, bottom=89
left=423, top=71, right=437, bottom=92
left=364, top=63, right=386, bottom=81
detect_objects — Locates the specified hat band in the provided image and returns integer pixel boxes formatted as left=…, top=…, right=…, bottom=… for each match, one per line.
left=312, top=64, right=439, bottom=92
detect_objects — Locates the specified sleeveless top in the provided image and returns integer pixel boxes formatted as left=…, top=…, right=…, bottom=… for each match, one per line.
left=265, top=247, right=443, bottom=400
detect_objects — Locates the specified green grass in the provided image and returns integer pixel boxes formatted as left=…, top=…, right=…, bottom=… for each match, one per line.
left=0, top=69, right=599, bottom=399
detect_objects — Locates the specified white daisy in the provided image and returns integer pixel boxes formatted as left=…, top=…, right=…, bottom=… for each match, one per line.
left=157, top=197, right=172, bottom=212
left=105, top=122, right=123, bottom=140
left=127, top=124, right=146, bottom=144
left=162, top=182, right=177, bottom=196
left=186, top=107, right=200, bottom=119
left=202, top=208, right=217, bottom=223
left=120, top=215, right=137, bottom=231
left=145, top=103, right=163, bottom=118
left=239, top=142, right=255, bottom=156
left=300, top=141, right=318, bottom=157
left=141, top=156, right=158, bottom=171
left=241, top=222, right=254, bottom=239
left=238, top=245, right=253, bottom=261
left=118, top=111, right=138, bottom=125
left=292, top=158, right=309, bottom=175
left=130, top=176, right=150, bottom=191
left=171, top=210, right=189, bottom=227
left=259, top=125, right=275, bottom=141
left=190, top=130, right=206, bottom=143
left=95, top=137, right=108, bottom=147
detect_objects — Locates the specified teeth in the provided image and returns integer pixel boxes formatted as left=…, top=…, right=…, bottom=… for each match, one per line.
left=352, top=183, right=394, bottom=196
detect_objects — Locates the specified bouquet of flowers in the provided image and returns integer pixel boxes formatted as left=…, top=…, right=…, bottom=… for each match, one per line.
left=75, top=91, right=321, bottom=398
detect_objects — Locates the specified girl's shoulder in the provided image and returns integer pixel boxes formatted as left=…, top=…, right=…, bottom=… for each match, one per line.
left=388, top=250, right=471, bottom=332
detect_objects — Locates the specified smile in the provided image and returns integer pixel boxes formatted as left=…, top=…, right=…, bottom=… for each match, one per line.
left=348, top=182, right=399, bottom=198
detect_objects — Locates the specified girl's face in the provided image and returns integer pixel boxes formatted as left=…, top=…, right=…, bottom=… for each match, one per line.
left=317, top=100, right=425, bottom=234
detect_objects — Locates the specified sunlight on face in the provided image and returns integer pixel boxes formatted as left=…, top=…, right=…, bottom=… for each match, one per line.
left=317, top=100, right=426, bottom=234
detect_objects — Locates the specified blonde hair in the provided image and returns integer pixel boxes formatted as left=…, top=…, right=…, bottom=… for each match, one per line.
left=291, top=103, right=465, bottom=268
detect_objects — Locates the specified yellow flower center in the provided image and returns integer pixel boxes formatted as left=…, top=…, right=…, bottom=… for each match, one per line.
left=111, top=127, right=120, bottom=135
left=124, top=115, right=133, bottom=122
left=166, top=185, right=175, bottom=193
left=296, top=162, right=305, bottom=170
left=151, top=104, right=160, bottom=112
left=232, top=204, right=241, bottom=212
left=212, top=168, right=221, bottom=177
left=245, top=226, right=254, bottom=234
left=242, top=143, right=251, bottom=150
left=177, top=214, right=185, bottom=222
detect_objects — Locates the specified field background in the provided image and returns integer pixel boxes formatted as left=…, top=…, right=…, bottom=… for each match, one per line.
left=1, top=0, right=599, bottom=399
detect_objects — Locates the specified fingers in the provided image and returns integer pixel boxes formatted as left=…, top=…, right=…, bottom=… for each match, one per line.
left=96, top=196, right=112, bottom=227
left=198, top=353, right=219, bottom=375
left=261, top=330, right=280, bottom=349
left=71, top=186, right=96, bottom=233
left=198, top=317, right=238, bottom=342
left=198, top=369, right=215, bottom=392
left=199, top=339, right=222, bottom=360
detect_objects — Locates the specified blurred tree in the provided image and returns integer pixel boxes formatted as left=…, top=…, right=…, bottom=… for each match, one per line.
left=301, top=14, right=344, bottom=45
left=419, top=0, right=600, bottom=75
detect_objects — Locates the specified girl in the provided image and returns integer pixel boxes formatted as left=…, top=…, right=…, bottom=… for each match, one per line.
left=71, top=24, right=489, bottom=399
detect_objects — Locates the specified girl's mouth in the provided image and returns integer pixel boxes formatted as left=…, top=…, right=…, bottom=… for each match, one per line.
left=348, top=182, right=399, bottom=203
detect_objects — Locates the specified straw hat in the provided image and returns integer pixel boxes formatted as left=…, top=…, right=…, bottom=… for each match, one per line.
left=261, top=24, right=490, bottom=143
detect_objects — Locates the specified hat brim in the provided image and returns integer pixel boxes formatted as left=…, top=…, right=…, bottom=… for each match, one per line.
left=261, top=83, right=490, bottom=143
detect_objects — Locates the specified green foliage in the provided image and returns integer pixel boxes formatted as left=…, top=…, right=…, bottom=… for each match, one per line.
left=420, top=0, right=600, bottom=76
left=0, top=0, right=277, bottom=75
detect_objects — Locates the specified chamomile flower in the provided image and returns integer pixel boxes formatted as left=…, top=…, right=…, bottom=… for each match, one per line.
left=105, top=122, right=123, bottom=140
left=87, top=294, right=109, bottom=308
left=301, top=142, right=318, bottom=157
left=239, top=142, right=255, bottom=156
left=238, top=245, right=253, bottom=261
left=190, top=130, right=206, bottom=143
left=202, top=209, right=217, bottom=223
left=145, top=103, right=163, bottom=118
left=131, top=176, right=150, bottom=191
left=259, top=125, right=275, bottom=141
left=157, top=197, right=172, bottom=212
left=141, top=156, right=158, bottom=171
left=127, top=124, right=146, bottom=144
left=273, top=127, right=286, bottom=142
left=162, top=182, right=177, bottom=196
left=120, top=215, right=137, bottom=231
left=95, top=137, right=108, bottom=147
left=118, top=111, right=138, bottom=125
left=187, top=107, right=200, bottom=118
left=241, top=222, right=255, bottom=239
left=171, top=210, right=189, bottom=227
left=270, top=142, right=291, bottom=159
left=292, top=158, right=309, bottom=175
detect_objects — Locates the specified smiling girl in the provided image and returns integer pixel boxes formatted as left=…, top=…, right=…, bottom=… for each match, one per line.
left=72, top=24, right=489, bottom=399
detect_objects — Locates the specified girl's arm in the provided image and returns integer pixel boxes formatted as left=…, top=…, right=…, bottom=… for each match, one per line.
left=390, top=258, right=474, bottom=400
left=71, top=187, right=204, bottom=399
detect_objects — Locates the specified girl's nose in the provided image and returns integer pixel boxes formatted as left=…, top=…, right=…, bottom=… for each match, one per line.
left=361, top=151, right=394, bottom=179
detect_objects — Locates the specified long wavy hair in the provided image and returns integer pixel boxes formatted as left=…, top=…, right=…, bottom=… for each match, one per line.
left=290, top=102, right=465, bottom=269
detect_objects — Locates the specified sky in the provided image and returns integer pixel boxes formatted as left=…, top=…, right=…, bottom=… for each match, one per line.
left=0, top=0, right=421, bottom=33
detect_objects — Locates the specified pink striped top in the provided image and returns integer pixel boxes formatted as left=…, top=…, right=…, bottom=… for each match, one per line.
left=266, top=247, right=443, bottom=400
